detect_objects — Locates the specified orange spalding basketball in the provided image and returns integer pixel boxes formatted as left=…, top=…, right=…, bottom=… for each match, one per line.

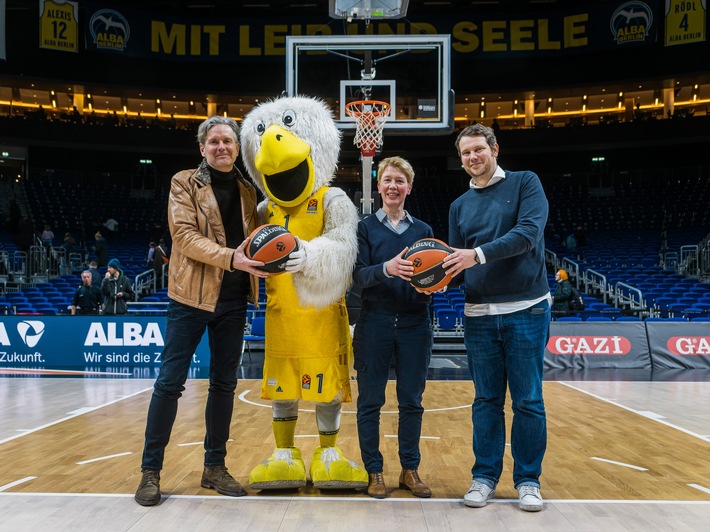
left=246, top=224, right=298, bottom=275
left=403, top=238, right=453, bottom=292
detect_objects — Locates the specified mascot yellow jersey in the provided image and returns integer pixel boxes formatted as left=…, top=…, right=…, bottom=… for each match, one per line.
left=265, top=186, right=351, bottom=360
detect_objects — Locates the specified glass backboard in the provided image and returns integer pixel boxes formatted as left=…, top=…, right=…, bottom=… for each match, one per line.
left=285, top=34, right=453, bottom=135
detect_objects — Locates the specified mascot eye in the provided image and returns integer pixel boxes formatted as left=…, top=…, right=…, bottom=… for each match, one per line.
left=282, top=110, right=296, bottom=127
left=256, top=122, right=266, bottom=135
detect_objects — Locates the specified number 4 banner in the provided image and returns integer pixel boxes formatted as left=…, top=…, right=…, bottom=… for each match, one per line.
left=665, top=0, right=706, bottom=46
left=39, top=0, right=79, bottom=53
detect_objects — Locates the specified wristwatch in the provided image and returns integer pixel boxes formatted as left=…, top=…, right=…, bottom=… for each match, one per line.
left=474, top=252, right=481, bottom=264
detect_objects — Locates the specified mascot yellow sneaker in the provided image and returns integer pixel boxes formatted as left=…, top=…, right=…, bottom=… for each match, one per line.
left=309, top=446, right=368, bottom=490
left=249, top=447, right=307, bottom=490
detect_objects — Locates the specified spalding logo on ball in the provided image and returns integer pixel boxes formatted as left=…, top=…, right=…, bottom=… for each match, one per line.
left=246, top=224, right=298, bottom=275
left=403, top=238, right=454, bottom=291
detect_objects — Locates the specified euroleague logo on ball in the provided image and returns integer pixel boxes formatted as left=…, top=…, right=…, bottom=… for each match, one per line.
left=246, top=224, right=298, bottom=275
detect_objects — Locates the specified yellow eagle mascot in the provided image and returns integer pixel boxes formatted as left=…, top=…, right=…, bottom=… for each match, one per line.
left=240, top=95, right=368, bottom=490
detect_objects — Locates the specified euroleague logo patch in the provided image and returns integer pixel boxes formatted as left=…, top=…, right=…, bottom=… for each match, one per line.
left=302, top=374, right=311, bottom=389
left=307, top=199, right=318, bottom=213
left=547, top=335, right=631, bottom=355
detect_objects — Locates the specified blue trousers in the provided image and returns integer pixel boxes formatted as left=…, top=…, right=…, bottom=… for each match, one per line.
left=141, top=298, right=247, bottom=471
left=354, top=308, right=432, bottom=473
left=463, top=300, right=550, bottom=489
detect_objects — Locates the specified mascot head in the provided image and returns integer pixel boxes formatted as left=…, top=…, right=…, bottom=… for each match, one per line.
left=241, top=95, right=342, bottom=208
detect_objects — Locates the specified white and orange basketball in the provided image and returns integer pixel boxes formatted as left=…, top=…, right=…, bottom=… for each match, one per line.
left=403, top=238, right=454, bottom=292
left=245, top=224, right=298, bottom=275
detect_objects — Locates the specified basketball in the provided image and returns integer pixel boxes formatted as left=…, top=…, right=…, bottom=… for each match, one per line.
left=246, top=224, right=298, bottom=275
left=403, top=238, right=454, bottom=292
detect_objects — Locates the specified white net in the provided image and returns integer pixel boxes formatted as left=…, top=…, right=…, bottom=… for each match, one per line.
left=345, top=100, right=391, bottom=157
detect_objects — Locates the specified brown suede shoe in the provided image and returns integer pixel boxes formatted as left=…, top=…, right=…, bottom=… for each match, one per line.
left=399, top=469, right=432, bottom=498
left=135, top=469, right=161, bottom=506
left=367, top=472, right=387, bottom=499
left=201, top=465, right=247, bottom=497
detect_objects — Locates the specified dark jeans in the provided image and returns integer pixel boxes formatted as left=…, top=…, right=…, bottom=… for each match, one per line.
left=353, top=308, right=432, bottom=473
left=463, top=299, right=550, bottom=489
left=141, top=298, right=247, bottom=471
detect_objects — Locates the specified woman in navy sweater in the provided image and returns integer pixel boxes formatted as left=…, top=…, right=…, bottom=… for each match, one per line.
left=352, top=156, right=434, bottom=500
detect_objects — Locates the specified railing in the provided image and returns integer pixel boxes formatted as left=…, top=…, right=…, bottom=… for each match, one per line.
left=614, top=282, right=645, bottom=314
left=583, top=268, right=608, bottom=303
left=544, top=249, right=558, bottom=272
left=678, top=245, right=700, bottom=278
left=560, top=257, right=581, bottom=288
left=702, top=240, right=710, bottom=279
left=134, top=270, right=155, bottom=298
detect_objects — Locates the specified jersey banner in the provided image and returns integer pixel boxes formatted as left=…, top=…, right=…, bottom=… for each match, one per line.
left=39, top=0, right=79, bottom=53
left=665, top=0, right=706, bottom=46
left=0, top=316, right=212, bottom=373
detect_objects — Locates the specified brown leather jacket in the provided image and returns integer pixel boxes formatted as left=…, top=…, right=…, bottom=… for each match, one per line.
left=166, top=160, right=259, bottom=311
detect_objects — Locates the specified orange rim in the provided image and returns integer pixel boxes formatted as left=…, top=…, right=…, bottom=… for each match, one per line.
left=344, top=100, right=391, bottom=118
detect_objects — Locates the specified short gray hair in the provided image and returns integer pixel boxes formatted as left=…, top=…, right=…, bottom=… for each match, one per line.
left=197, top=116, right=240, bottom=145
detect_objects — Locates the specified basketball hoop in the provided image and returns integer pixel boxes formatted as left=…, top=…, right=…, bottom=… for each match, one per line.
left=345, top=100, right=391, bottom=158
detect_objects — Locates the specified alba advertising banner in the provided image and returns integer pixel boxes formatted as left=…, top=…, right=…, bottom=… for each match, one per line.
left=545, top=321, right=651, bottom=370
left=0, top=316, right=210, bottom=370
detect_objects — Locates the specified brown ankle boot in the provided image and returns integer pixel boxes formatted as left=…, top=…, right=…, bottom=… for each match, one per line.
left=367, top=472, right=387, bottom=499
left=399, top=469, right=432, bottom=498
left=201, top=465, right=246, bottom=497
left=135, top=469, right=161, bottom=506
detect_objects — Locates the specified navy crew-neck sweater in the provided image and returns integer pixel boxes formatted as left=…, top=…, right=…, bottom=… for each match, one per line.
left=448, top=169, right=549, bottom=304
left=353, top=214, right=434, bottom=314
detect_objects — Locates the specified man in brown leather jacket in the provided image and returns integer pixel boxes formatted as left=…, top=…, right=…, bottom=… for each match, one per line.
left=135, top=116, right=269, bottom=506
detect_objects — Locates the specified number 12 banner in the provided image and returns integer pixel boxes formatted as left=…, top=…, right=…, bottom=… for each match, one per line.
left=39, top=0, right=79, bottom=53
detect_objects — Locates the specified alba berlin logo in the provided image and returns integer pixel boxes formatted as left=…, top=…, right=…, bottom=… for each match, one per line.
left=17, top=321, right=46, bottom=348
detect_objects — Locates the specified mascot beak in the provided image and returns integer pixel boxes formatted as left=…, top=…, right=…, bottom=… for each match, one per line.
left=254, top=124, right=316, bottom=208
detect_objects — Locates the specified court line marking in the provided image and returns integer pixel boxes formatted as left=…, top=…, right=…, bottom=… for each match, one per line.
left=0, top=477, right=37, bottom=492
left=689, top=484, right=710, bottom=495
left=238, top=389, right=469, bottom=414
left=1, top=492, right=710, bottom=505
left=0, top=368, right=132, bottom=376
left=0, top=387, right=153, bottom=445
left=76, top=452, right=133, bottom=465
left=557, top=382, right=710, bottom=443
left=591, top=457, right=648, bottom=471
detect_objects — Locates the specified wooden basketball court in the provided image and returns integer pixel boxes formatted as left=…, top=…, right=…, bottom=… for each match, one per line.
left=1, top=372, right=710, bottom=530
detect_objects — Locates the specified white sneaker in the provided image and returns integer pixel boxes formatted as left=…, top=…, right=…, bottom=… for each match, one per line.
left=518, top=485, right=543, bottom=512
left=463, top=479, right=495, bottom=508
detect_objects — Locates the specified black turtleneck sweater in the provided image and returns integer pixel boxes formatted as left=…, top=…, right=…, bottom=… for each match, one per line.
left=209, top=166, right=249, bottom=302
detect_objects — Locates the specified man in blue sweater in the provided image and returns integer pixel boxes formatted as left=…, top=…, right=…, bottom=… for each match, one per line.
left=444, top=124, right=551, bottom=512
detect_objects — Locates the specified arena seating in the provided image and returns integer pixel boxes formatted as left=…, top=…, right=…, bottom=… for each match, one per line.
left=1, top=169, right=708, bottom=332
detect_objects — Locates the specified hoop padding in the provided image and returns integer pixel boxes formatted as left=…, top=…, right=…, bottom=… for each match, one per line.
left=345, top=100, right=391, bottom=157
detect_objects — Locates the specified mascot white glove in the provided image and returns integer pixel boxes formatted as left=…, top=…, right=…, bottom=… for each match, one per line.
left=285, top=236, right=307, bottom=273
